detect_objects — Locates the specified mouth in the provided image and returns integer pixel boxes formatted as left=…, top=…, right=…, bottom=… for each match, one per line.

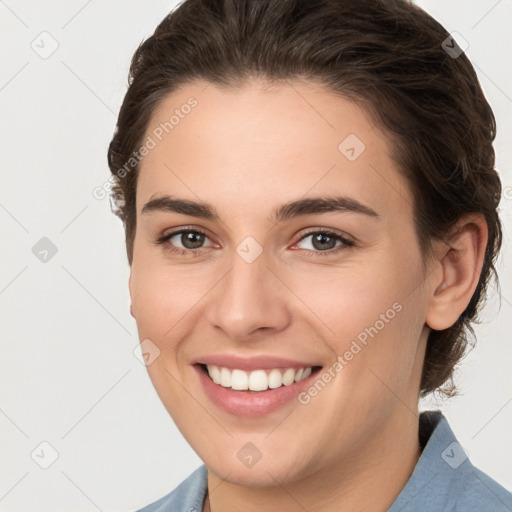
left=193, top=362, right=323, bottom=417
left=198, top=363, right=321, bottom=392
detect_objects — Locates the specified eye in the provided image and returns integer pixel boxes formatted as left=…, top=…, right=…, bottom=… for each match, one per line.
left=155, top=227, right=216, bottom=256
left=154, top=227, right=354, bottom=258
left=294, top=229, right=354, bottom=256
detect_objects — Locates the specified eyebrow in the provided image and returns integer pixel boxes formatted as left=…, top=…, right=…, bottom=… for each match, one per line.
left=141, top=194, right=379, bottom=222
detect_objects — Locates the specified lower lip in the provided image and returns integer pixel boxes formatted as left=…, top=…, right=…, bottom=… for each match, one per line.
left=194, top=365, right=320, bottom=417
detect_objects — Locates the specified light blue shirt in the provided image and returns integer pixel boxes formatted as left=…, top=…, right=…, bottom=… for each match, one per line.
left=135, top=411, right=512, bottom=511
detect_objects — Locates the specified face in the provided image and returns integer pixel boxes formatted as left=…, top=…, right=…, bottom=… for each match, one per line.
left=129, top=78, right=431, bottom=487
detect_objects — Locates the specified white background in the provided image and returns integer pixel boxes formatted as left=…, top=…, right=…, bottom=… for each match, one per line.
left=1, top=1, right=511, bottom=510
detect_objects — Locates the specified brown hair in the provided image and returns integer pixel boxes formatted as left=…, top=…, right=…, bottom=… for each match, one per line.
left=107, top=0, right=502, bottom=396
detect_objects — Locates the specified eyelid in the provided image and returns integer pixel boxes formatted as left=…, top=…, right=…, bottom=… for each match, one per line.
left=295, top=226, right=354, bottom=243
left=155, top=226, right=355, bottom=257
left=291, top=228, right=355, bottom=254
left=155, top=226, right=215, bottom=246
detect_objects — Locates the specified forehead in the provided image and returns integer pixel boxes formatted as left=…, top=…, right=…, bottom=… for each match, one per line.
left=136, top=78, right=412, bottom=223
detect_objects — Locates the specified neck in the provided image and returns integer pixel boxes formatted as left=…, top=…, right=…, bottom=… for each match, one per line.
left=205, top=408, right=422, bottom=512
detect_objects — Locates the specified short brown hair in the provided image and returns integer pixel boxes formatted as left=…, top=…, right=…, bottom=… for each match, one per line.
left=107, top=0, right=502, bottom=396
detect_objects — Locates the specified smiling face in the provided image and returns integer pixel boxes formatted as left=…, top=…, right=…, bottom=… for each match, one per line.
left=129, top=78, right=433, bottom=490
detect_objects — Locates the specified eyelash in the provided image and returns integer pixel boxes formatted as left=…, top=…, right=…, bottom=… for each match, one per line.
left=154, top=227, right=355, bottom=258
left=297, top=230, right=355, bottom=257
left=154, top=227, right=211, bottom=258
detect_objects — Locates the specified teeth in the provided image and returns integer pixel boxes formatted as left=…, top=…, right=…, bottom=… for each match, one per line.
left=205, top=365, right=313, bottom=391
left=209, top=365, right=221, bottom=384
left=249, top=370, right=268, bottom=391
left=282, top=368, right=295, bottom=386
left=268, top=369, right=283, bottom=389
left=220, top=367, right=231, bottom=387
left=231, top=369, right=248, bottom=390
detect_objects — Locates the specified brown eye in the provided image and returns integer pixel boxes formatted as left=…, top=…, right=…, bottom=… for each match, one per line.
left=295, top=230, right=354, bottom=257
left=174, top=231, right=205, bottom=249
left=155, top=228, right=215, bottom=256
left=311, top=233, right=338, bottom=251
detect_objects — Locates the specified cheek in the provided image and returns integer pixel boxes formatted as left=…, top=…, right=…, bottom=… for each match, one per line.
left=130, top=255, right=209, bottom=336
left=290, top=247, right=426, bottom=381
left=289, top=261, right=406, bottom=345
left=129, top=264, right=207, bottom=419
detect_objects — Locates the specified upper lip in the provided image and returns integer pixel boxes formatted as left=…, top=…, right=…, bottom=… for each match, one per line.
left=194, top=354, right=322, bottom=371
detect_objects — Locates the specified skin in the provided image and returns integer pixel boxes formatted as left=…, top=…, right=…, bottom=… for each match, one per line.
left=128, top=78, right=487, bottom=512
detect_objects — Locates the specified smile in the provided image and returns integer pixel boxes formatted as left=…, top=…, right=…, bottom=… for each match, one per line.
left=205, top=364, right=313, bottom=391
left=194, top=358, right=323, bottom=417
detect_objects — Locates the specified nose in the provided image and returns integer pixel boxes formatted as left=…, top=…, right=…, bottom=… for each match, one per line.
left=205, top=248, right=291, bottom=341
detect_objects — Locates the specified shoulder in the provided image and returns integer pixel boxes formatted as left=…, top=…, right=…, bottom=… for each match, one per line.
left=133, top=465, right=208, bottom=512
left=389, top=411, right=512, bottom=512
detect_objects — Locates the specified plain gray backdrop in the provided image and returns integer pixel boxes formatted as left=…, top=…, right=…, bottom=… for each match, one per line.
left=1, top=0, right=511, bottom=510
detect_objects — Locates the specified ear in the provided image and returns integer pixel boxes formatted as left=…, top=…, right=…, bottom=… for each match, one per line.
left=425, top=214, right=488, bottom=331
left=128, top=271, right=135, bottom=319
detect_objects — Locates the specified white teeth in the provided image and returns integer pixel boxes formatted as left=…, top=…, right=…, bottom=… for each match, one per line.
left=205, top=365, right=314, bottom=391
left=282, top=368, right=295, bottom=386
left=268, top=368, right=283, bottom=389
left=220, top=367, right=231, bottom=387
left=248, top=370, right=268, bottom=391
left=231, top=369, right=248, bottom=390
left=209, top=365, right=221, bottom=384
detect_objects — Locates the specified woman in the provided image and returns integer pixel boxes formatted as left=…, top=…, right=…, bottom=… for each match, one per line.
left=107, top=0, right=512, bottom=510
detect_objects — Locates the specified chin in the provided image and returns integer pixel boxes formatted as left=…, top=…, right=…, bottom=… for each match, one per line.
left=198, top=439, right=316, bottom=488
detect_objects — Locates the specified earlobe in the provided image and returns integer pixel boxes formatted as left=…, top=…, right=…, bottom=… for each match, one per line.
left=425, top=215, right=488, bottom=331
